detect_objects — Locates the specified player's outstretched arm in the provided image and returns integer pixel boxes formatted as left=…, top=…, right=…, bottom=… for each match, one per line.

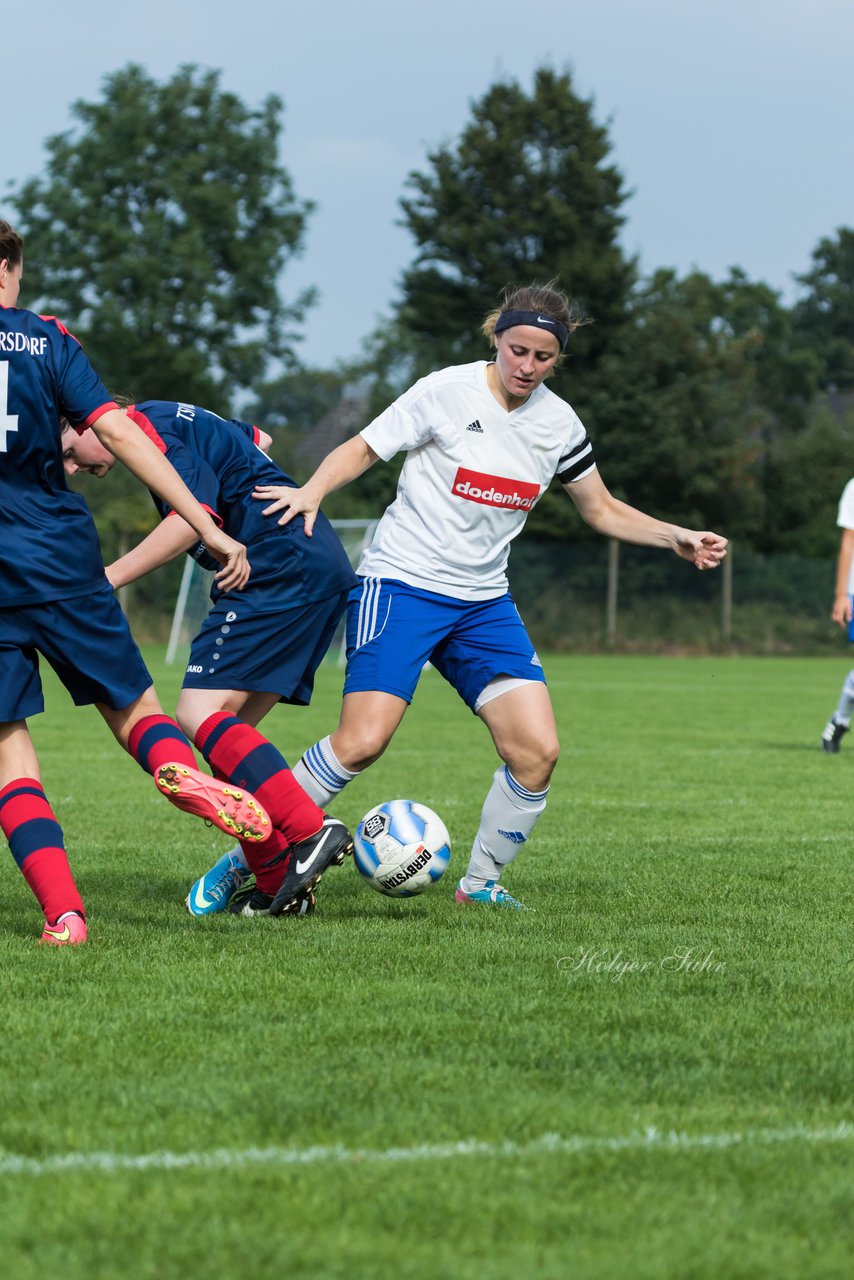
left=565, top=470, right=728, bottom=571
left=106, top=517, right=199, bottom=590
left=91, top=409, right=249, bottom=591
left=253, top=434, right=380, bottom=535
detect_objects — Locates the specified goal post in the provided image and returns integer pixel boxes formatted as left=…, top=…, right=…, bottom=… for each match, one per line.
left=165, top=517, right=379, bottom=666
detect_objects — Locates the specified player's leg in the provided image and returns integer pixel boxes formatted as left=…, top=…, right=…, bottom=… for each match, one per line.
left=179, top=591, right=353, bottom=914
left=179, top=689, right=270, bottom=913
left=431, top=594, right=554, bottom=910
left=29, top=585, right=270, bottom=843
left=0, top=609, right=87, bottom=943
left=0, top=721, right=87, bottom=945
left=177, top=685, right=328, bottom=910
left=822, top=667, right=854, bottom=752
left=294, top=690, right=409, bottom=806
left=457, top=681, right=557, bottom=907
left=293, top=577, right=444, bottom=807
left=97, top=685, right=270, bottom=842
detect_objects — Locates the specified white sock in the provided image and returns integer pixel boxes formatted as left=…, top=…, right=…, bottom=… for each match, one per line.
left=461, top=766, right=549, bottom=893
left=834, top=670, right=854, bottom=726
left=293, top=736, right=360, bottom=809
left=222, top=845, right=249, bottom=872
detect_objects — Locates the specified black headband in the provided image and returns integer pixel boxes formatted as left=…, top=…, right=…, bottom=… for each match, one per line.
left=494, top=308, right=568, bottom=350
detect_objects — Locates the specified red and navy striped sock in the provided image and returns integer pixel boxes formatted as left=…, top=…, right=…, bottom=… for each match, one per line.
left=0, top=779, right=85, bottom=925
left=194, top=712, right=324, bottom=845
left=127, top=714, right=198, bottom=776
left=239, top=830, right=289, bottom=895
left=206, top=759, right=288, bottom=895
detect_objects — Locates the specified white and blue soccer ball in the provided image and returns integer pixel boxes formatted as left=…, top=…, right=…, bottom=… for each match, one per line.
left=353, top=800, right=451, bottom=897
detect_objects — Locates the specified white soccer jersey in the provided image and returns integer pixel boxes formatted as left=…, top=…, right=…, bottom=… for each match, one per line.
left=837, top=478, right=854, bottom=592
left=358, top=361, right=595, bottom=600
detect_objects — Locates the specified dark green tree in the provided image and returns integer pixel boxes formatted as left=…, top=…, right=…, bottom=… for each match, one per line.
left=715, top=268, right=819, bottom=430
left=11, top=63, right=314, bottom=410
left=761, top=397, right=854, bottom=556
left=247, top=369, right=352, bottom=434
left=547, top=270, right=771, bottom=545
left=525, top=265, right=825, bottom=548
left=393, top=67, right=635, bottom=396
left=792, top=227, right=854, bottom=392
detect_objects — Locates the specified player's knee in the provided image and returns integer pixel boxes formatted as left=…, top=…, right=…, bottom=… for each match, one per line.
left=334, top=725, right=394, bottom=772
left=174, top=698, right=206, bottom=743
left=540, top=736, right=560, bottom=780
left=504, top=735, right=559, bottom=790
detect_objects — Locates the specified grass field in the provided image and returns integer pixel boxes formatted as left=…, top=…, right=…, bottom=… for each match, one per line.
left=1, top=650, right=853, bottom=1279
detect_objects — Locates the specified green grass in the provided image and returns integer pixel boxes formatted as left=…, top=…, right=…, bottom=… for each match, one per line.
left=1, top=651, right=853, bottom=1278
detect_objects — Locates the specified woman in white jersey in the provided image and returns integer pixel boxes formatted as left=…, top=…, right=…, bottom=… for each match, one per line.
left=193, top=282, right=728, bottom=912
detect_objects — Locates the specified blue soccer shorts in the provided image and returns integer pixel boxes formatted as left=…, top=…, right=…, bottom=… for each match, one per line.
left=182, top=588, right=349, bottom=705
left=343, top=577, right=546, bottom=711
left=0, top=584, right=152, bottom=722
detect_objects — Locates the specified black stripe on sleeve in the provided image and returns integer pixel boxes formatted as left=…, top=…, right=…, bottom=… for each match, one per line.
left=556, top=435, right=595, bottom=483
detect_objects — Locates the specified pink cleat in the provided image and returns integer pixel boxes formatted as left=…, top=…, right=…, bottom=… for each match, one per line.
left=155, top=764, right=271, bottom=843
left=39, top=913, right=87, bottom=946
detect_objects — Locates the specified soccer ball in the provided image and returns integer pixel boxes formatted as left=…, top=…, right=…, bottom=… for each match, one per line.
left=353, top=799, right=451, bottom=897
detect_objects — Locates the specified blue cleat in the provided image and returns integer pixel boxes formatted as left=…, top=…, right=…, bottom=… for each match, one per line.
left=454, top=879, right=529, bottom=911
left=186, top=849, right=249, bottom=916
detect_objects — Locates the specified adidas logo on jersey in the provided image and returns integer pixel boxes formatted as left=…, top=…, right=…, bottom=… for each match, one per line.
left=466, top=419, right=483, bottom=433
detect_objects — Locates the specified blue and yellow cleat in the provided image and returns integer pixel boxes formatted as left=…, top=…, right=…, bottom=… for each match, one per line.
left=186, top=849, right=249, bottom=916
left=454, top=879, right=530, bottom=911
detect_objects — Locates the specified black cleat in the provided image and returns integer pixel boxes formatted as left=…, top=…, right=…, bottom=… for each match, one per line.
left=268, top=817, right=353, bottom=916
left=821, top=717, right=849, bottom=754
left=228, top=883, right=316, bottom=917
left=228, top=884, right=273, bottom=916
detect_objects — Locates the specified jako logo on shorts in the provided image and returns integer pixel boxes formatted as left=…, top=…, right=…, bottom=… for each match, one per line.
left=453, top=467, right=539, bottom=510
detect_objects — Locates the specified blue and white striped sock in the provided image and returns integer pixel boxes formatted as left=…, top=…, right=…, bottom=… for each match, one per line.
left=461, top=765, right=549, bottom=893
left=292, top=736, right=360, bottom=809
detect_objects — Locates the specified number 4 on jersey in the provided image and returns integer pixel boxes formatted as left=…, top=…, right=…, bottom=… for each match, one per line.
left=0, top=362, right=19, bottom=451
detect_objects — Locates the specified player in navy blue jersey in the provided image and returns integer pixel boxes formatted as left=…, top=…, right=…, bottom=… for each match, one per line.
left=62, top=399, right=357, bottom=917
left=0, top=220, right=271, bottom=948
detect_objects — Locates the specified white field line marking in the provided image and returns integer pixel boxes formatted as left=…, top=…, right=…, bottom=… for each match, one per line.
left=0, top=1123, right=852, bottom=1178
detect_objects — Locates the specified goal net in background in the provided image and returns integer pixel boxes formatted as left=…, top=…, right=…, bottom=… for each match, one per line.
left=165, top=517, right=378, bottom=666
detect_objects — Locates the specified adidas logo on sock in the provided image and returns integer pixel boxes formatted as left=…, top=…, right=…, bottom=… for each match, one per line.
left=466, top=419, right=483, bottom=433
left=498, top=829, right=527, bottom=843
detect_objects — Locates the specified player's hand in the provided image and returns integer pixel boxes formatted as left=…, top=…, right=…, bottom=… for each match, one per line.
left=673, top=531, right=728, bottom=570
left=831, top=593, right=852, bottom=628
left=253, top=484, right=319, bottom=535
left=205, top=529, right=251, bottom=591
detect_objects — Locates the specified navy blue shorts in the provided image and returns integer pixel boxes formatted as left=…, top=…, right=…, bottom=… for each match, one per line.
left=343, top=577, right=546, bottom=710
left=0, top=584, right=152, bottom=722
left=182, top=588, right=349, bottom=705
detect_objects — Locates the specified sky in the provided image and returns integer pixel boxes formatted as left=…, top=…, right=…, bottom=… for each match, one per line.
left=7, top=0, right=854, bottom=368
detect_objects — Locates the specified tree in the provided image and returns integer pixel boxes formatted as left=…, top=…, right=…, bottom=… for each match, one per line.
left=11, top=63, right=314, bottom=410
left=393, top=67, right=635, bottom=396
left=793, top=227, right=854, bottom=392
left=761, top=398, right=854, bottom=557
left=566, top=270, right=772, bottom=545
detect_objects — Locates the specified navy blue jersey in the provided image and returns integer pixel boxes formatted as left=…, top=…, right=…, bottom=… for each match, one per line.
left=128, top=401, right=355, bottom=610
left=0, top=305, right=116, bottom=605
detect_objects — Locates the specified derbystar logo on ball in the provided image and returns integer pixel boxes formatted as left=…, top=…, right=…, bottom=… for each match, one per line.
left=453, top=467, right=540, bottom=510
